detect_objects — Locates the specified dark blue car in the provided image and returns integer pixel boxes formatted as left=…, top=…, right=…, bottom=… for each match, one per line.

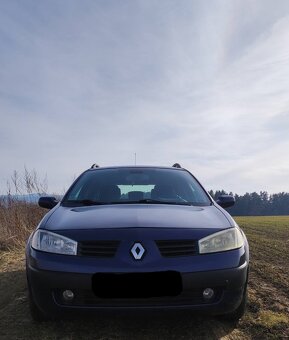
left=26, top=164, right=249, bottom=321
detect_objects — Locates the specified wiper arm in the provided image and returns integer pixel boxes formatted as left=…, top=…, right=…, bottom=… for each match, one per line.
left=98, top=199, right=185, bottom=205
left=63, top=199, right=105, bottom=206
left=137, top=199, right=164, bottom=204
left=136, top=199, right=192, bottom=206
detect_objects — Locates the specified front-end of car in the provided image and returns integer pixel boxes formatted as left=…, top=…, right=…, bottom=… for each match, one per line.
left=26, top=165, right=249, bottom=321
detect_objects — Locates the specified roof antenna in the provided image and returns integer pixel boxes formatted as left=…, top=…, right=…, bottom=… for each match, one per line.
left=134, top=153, right=137, bottom=165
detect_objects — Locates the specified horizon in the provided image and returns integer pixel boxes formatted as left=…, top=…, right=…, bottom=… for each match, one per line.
left=1, top=165, right=288, bottom=197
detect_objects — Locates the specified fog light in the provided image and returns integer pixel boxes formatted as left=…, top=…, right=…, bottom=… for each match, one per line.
left=62, top=290, right=74, bottom=301
left=203, top=288, right=214, bottom=300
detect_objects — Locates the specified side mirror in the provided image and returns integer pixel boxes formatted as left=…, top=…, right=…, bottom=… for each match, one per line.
left=38, top=196, right=58, bottom=209
left=216, top=195, right=235, bottom=208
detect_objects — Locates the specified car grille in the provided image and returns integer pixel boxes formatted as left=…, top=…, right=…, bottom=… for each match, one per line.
left=156, top=239, right=198, bottom=257
left=78, top=240, right=120, bottom=257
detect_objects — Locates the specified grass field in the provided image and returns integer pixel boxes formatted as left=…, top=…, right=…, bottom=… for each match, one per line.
left=0, top=216, right=288, bottom=339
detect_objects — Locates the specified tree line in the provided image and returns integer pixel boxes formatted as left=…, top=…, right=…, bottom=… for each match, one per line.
left=209, top=190, right=289, bottom=216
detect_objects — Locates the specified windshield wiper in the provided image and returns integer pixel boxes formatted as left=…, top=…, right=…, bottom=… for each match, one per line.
left=63, top=199, right=194, bottom=206
left=131, top=199, right=193, bottom=206
left=63, top=199, right=106, bottom=206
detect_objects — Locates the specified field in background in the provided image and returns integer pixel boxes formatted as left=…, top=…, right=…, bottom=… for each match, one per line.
left=0, top=214, right=288, bottom=339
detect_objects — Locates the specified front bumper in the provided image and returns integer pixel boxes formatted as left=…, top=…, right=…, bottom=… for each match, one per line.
left=26, top=251, right=248, bottom=316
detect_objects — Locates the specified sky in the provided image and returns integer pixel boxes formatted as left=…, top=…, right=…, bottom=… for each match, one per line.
left=0, top=0, right=289, bottom=194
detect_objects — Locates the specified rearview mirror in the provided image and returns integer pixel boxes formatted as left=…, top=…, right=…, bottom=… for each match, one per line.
left=216, top=195, right=235, bottom=208
left=38, top=196, right=58, bottom=209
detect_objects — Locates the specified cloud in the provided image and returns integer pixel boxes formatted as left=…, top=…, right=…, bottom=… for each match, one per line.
left=0, top=0, right=289, bottom=193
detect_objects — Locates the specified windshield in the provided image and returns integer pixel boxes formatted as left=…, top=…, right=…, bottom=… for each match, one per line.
left=62, top=168, right=211, bottom=207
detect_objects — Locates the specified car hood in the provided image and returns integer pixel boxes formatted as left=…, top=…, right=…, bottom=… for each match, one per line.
left=42, top=204, right=233, bottom=231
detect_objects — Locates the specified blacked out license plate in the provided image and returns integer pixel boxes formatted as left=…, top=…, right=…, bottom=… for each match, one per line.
left=92, top=271, right=182, bottom=298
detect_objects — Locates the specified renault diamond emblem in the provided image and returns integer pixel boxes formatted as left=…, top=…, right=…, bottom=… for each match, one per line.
left=131, top=242, right=145, bottom=260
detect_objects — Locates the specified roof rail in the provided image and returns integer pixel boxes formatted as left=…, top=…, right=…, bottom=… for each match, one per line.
left=90, top=163, right=100, bottom=169
left=172, top=163, right=181, bottom=168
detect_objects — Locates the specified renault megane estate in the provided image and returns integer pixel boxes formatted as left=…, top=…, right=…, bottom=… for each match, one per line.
left=26, top=164, right=249, bottom=321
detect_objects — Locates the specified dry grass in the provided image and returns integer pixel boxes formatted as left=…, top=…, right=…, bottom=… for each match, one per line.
left=0, top=168, right=47, bottom=250
left=0, top=199, right=46, bottom=250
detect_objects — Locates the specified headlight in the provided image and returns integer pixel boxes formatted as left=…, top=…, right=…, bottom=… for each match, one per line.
left=199, top=228, right=244, bottom=254
left=31, top=230, right=77, bottom=255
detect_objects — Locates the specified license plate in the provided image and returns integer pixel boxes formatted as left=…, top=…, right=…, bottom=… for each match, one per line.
left=92, top=271, right=182, bottom=298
